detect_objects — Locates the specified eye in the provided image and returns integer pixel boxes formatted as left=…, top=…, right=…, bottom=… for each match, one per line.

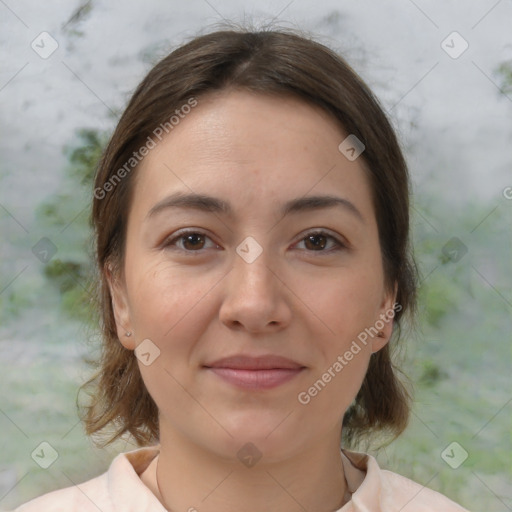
left=294, top=230, right=347, bottom=253
left=162, top=229, right=219, bottom=253
left=162, top=229, right=347, bottom=254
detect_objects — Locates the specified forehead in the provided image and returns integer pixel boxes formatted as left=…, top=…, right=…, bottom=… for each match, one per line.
left=131, top=90, right=374, bottom=220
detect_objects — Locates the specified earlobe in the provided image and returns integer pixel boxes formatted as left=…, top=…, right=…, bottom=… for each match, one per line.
left=371, top=329, right=390, bottom=353
left=105, top=264, right=136, bottom=350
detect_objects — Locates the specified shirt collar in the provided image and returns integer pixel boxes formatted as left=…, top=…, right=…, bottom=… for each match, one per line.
left=109, top=445, right=375, bottom=512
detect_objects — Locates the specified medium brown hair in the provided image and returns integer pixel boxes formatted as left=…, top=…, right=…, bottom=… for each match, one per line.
left=79, top=25, right=418, bottom=449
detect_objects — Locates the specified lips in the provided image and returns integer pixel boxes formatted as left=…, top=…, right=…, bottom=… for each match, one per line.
left=204, top=355, right=306, bottom=390
left=206, top=355, right=304, bottom=370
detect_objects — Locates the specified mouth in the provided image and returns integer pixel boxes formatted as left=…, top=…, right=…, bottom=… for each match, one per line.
left=204, top=355, right=306, bottom=390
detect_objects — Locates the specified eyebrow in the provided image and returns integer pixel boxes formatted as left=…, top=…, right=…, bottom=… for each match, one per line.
left=146, top=192, right=365, bottom=223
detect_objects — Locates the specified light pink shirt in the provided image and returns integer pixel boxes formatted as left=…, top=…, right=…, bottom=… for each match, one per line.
left=14, top=446, right=470, bottom=511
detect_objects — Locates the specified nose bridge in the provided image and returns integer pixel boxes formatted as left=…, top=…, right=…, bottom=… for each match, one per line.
left=219, top=235, right=289, bottom=331
left=232, top=235, right=278, bottom=296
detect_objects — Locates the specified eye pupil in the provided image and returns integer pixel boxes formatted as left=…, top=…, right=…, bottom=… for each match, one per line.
left=183, top=233, right=204, bottom=250
left=305, top=234, right=327, bottom=250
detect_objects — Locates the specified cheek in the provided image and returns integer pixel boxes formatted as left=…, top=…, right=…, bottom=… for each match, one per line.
left=126, top=256, right=211, bottom=334
left=304, top=352, right=370, bottom=418
left=125, top=256, right=225, bottom=391
left=295, top=274, right=376, bottom=421
left=298, top=264, right=385, bottom=343
left=127, top=259, right=215, bottom=408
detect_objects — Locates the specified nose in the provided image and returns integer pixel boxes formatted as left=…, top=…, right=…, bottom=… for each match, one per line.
left=218, top=246, right=292, bottom=334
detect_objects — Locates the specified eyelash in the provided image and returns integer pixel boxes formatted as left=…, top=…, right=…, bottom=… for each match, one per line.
left=162, top=229, right=347, bottom=255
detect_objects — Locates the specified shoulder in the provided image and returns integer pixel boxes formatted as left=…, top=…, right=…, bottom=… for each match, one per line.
left=13, top=471, right=111, bottom=512
left=13, top=446, right=162, bottom=512
left=341, top=449, right=470, bottom=511
left=379, top=468, right=470, bottom=511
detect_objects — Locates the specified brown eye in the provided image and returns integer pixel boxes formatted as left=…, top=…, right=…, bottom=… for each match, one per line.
left=304, top=234, right=328, bottom=250
left=181, top=232, right=206, bottom=250
left=163, top=230, right=217, bottom=253
left=296, top=231, right=346, bottom=253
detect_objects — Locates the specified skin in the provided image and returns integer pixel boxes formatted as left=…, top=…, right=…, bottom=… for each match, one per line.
left=108, top=89, right=397, bottom=512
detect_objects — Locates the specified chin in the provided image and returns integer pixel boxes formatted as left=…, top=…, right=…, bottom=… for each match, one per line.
left=208, top=412, right=302, bottom=462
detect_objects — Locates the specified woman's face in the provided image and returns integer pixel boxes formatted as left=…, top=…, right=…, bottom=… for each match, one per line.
left=110, top=90, right=396, bottom=462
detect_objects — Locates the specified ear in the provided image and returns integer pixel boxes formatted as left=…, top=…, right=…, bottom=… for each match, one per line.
left=371, top=282, right=399, bottom=354
left=105, top=263, right=136, bottom=350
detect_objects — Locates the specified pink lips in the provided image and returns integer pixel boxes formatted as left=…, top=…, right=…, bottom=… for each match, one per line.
left=204, top=355, right=305, bottom=390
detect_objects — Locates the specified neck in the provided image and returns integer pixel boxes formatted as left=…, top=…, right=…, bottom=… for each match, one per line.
left=150, top=423, right=349, bottom=512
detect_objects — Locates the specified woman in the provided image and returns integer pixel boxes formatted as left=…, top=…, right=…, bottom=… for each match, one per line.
left=15, top=27, right=470, bottom=511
